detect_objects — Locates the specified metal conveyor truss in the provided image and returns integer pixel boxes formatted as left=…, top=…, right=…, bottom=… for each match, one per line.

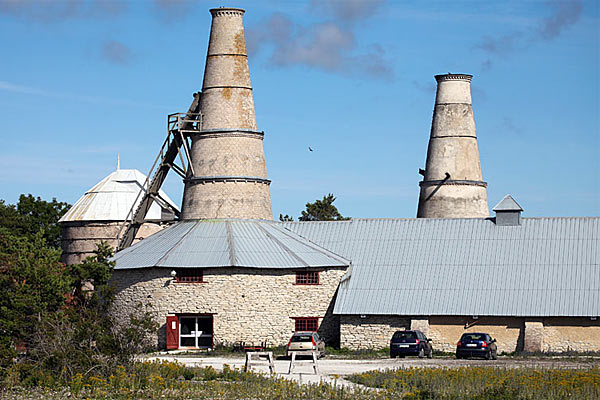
left=116, top=92, right=202, bottom=251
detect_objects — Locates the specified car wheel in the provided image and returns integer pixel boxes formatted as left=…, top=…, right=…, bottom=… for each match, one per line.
left=418, top=348, right=425, bottom=358
left=456, top=354, right=462, bottom=359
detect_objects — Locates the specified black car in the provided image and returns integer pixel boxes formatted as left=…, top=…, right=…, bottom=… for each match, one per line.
left=390, top=330, right=433, bottom=358
left=456, top=332, right=497, bottom=359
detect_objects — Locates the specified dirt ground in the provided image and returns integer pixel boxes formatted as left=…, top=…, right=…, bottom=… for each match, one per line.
left=147, top=354, right=600, bottom=388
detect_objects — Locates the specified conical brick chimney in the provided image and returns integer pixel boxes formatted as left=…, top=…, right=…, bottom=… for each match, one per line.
left=181, top=7, right=272, bottom=220
left=417, top=74, right=489, bottom=218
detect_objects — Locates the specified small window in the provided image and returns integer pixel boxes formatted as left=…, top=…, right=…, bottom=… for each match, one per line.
left=296, top=271, right=319, bottom=285
left=175, top=269, right=204, bottom=283
left=294, top=317, right=318, bottom=332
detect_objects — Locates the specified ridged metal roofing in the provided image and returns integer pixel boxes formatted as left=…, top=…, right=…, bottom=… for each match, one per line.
left=113, top=219, right=350, bottom=269
left=283, top=217, right=600, bottom=317
left=59, top=168, right=178, bottom=222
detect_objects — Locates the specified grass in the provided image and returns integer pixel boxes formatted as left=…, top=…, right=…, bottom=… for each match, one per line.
left=3, top=359, right=599, bottom=399
left=348, top=366, right=600, bottom=399
left=1, top=360, right=384, bottom=399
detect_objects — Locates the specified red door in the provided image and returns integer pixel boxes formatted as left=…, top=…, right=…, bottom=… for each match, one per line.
left=166, top=316, right=179, bottom=350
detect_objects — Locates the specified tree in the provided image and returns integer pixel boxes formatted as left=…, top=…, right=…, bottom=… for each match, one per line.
left=0, top=195, right=71, bottom=250
left=0, top=228, right=71, bottom=369
left=279, top=214, right=294, bottom=222
left=298, top=194, right=350, bottom=221
left=27, top=242, right=157, bottom=381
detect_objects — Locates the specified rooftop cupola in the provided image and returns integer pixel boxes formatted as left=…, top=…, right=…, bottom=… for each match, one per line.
left=180, top=7, right=273, bottom=220
left=493, top=194, right=523, bottom=226
left=417, top=73, right=489, bottom=218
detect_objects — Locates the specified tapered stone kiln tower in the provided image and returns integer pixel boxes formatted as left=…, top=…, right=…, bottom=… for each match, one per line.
left=417, top=74, right=489, bottom=218
left=181, top=7, right=272, bottom=220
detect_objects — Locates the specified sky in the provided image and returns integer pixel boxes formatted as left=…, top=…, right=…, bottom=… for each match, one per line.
left=0, top=0, right=598, bottom=219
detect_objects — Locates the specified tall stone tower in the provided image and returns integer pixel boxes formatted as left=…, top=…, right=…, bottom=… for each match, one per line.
left=417, top=74, right=489, bottom=218
left=181, top=7, right=272, bottom=220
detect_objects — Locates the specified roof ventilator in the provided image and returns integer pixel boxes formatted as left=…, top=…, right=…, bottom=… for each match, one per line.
left=493, top=194, right=523, bottom=226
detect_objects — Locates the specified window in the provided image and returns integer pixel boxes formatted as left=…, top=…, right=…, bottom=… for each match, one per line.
left=294, top=317, right=318, bottom=332
left=175, top=268, right=203, bottom=283
left=295, top=271, right=319, bottom=285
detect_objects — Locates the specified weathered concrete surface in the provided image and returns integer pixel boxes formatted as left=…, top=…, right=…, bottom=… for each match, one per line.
left=111, top=267, right=347, bottom=349
left=182, top=8, right=272, bottom=220
left=417, top=74, right=489, bottom=218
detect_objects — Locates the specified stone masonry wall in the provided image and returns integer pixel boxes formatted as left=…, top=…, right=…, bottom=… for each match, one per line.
left=428, top=316, right=523, bottom=353
left=181, top=180, right=272, bottom=220
left=541, top=318, right=600, bottom=352
left=340, top=316, right=410, bottom=349
left=61, top=221, right=167, bottom=265
left=341, top=315, right=600, bottom=352
left=111, top=267, right=346, bottom=349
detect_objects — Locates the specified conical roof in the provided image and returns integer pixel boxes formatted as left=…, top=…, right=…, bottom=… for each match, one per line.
left=59, top=168, right=179, bottom=222
left=113, top=219, right=350, bottom=270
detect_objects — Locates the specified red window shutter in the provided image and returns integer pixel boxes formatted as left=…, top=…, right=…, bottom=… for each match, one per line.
left=166, top=316, right=179, bottom=350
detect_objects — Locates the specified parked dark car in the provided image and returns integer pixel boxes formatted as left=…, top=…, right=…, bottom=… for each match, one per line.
left=456, top=332, right=497, bottom=359
left=390, top=330, right=433, bottom=358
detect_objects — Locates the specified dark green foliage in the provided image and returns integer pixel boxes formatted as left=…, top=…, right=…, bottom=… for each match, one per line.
left=0, top=228, right=71, bottom=371
left=26, top=244, right=158, bottom=382
left=279, top=214, right=294, bottom=221
left=0, top=195, right=70, bottom=250
left=299, top=193, right=350, bottom=221
left=0, top=195, right=157, bottom=386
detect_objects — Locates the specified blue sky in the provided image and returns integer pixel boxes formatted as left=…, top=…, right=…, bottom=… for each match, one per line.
left=1, top=0, right=598, bottom=219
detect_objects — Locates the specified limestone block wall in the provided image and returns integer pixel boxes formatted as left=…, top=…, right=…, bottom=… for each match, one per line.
left=189, top=135, right=267, bottom=178
left=340, top=315, right=410, bottom=349
left=417, top=183, right=488, bottom=219
left=60, top=221, right=167, bottom=265
left=340, top=315, right=600, bottom=352
left=428, top=316, right=523, bottom=353
left=110, top=267, right=346, bottom=349
left=541, top=318, right=600, bottom=352
left=181, top=180, right=272, bottom=220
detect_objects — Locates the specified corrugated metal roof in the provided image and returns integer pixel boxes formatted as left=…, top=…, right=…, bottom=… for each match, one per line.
left=59, top=168, right=179, bottom=222
left=283, top=217, right=600, bottom=317
left=113, top=219, right=350, bottom=270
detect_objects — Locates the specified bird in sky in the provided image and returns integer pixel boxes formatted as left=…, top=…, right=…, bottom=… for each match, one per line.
left=308, top=147, right=313, bottom=152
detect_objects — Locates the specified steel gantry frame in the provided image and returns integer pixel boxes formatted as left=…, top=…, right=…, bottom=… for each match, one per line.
left=116, top=92, right=202, bottom=251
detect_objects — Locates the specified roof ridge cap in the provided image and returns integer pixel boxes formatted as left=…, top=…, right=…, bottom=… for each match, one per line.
left=273, top=224, right=351, bottom=265
left=155, top=221, right=197, bottom=266
left=255, top=223, right=310, bottom=267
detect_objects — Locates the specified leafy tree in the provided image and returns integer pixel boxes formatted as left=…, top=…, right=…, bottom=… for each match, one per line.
left=298, top=194, right=350, bottom=221
left=0, top=195, right=71, bottom=250
left=279, top=214, right=294, bottom=222
left=27, top=242, right=158, bottom=381
left=0, top=228, right=71, bottom=370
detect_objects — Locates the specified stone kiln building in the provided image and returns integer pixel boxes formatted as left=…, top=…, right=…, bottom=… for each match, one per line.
left=106, top=7, right=600, bottom=353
